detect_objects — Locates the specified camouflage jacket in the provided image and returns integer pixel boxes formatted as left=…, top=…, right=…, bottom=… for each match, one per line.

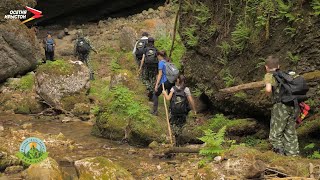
left=74, top=37, right=96, bottom=56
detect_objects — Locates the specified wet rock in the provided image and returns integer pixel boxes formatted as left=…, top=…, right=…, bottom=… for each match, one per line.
left=0, top=152, right=21, bottom=171
left=74, top=157, right=134, bottom=180
left=71, top=103, right=90, bottom=121
left=26, top=157, right=63, bottom=180
left=119, top=27, right=137, bottom=51
left=57, top=30, right=65, bottom=39
left=22, top=123, right=32, bottom=130
left=4, top=165, right=24, bottom=174
left=35, top=60, right=90, bottom=111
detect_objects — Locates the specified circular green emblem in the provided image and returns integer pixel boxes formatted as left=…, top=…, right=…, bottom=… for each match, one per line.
left=16, top=137, right=48, bottom=164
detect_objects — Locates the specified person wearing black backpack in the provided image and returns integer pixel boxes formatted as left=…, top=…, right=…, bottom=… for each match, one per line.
left=162, top=75, right=197, bottom=145
left=74, top=29, right=97, bottom=80
left=138, top=37, right=158, bottom=99
left=42, top=31, right=56, bottom=63
left=264, top=56, right=308, bottom=156
left=133, top=32, right=149, bottom=66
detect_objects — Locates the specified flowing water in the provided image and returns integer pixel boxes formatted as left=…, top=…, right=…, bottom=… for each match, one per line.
left=1, top=114, right=197, bottom=179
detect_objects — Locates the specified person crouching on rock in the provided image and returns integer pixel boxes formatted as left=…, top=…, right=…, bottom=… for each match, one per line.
left=264, top=55, right=299, bottom=156
left=74, top=29, right=98, bottom=80
left=162, top=75, right=197, bottom=145
left=151, top=50, right=174, bottom=116
left=42, top=31, right=56, bottom=63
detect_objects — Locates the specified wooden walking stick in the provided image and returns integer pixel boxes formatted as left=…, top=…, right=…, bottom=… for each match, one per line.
left=162, top=83, right=173, bottom=145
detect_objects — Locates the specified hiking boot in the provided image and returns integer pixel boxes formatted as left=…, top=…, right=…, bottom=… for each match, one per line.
left=89, top=73, right=95, bottom=80
left=272, top=148, right=285, bottom=155
left=150, top=110, right=158, bottom=116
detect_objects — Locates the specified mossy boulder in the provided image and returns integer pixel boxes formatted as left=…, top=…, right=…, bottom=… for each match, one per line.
left=92, top=86, right=166, bottom=146
left=71, top=103, right=91, bottom=120
left=25, top=157, right=63, bottom=180
left=0, top=73, right=44, bottom=114
left=35, top=60, right=90, bottom=111
left=0, top=151, right=21, bottom=171
left=74, top=157, right=134, bottom=180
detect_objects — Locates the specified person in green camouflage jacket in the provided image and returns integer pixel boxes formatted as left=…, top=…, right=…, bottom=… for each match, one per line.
left=74, top=29, right=97, bottom=80
left=264, top=56, right=299, bottom=156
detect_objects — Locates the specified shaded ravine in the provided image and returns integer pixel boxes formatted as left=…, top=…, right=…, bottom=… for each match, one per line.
left=0, top=114, right=197, bottom=179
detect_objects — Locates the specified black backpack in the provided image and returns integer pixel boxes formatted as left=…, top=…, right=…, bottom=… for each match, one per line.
left=135, top=39, right=148, bottom=58
left=76, top=38, right=90, bottom=54
left=272, top=70, right=309, bottom=119
left=144, top=47, right=158, bottom=66
left=170, top=86, right=190, bottom=115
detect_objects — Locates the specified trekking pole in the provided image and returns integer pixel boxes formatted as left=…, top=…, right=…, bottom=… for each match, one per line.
left=162, top=83, right=173, bottom=145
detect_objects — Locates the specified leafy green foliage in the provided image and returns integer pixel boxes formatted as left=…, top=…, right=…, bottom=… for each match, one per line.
left=194, top=2, right=211, bottom=24
left=218, top=41, right=231, bottom=57
left=107, top=86, right=154, bottom=124
left=182, top=26, right=199, bottom=47
left=111, top=59, right=121, bottom=72
left=220, top=69, right=235, bottom=87
left=312, top=0, right=320, bottom=16
left=309, top=151, right=320, bottom=159
left=275, top=0, right=296, bottom=22
left=231, top=21, right=251, bottom=52
left=198, top=126, right=227, bottom=157
left=284, top=27, right=297, bottom=37
left=286, top=51, right=300, bottom=63
left=155, top=34, right=186, bottom=69
left=304, top=143, right=316, bottom=150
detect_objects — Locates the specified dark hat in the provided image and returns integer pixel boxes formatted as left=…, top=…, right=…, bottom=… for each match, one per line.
left=148, top=37, right=155, bottom=42
left=142, top=32, right=149, bottom=37
left=47, top=31, right=52, bottom=35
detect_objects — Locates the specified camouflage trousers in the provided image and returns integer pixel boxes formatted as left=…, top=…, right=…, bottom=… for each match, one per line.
left=143, top=66, right=158, bottom=92
left=170, top=115, right=187, bottom=145
left=79, top=53, right=93, bottom=75
left=269, top=103, right=299, bottom=156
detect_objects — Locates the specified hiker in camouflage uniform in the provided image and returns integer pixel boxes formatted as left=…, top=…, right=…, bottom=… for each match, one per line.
left=264, top=56, right=299, bottom=156
left=74, top=29, right=97, bottom=80
left=138, top=37, right=158, bottom=100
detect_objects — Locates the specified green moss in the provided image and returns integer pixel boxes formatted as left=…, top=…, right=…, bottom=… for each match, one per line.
left=77, top=157, right=133, bottom=180
left=9, top=73, right=34, bottom=91
left=37, top=60, right=74, bottom=76
left=234, top=91, right=247, bottom=99
left=61, top=93, right=89, bottom=111
left=89, top=78, right=110, bottom=104
left=297, top=118, right=320, bottom=137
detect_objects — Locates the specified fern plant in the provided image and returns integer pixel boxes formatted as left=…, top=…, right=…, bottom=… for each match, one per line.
left=231, top=21, right=251, bottom=52
left=194, top=2, right=211, bottom=24
left=275, top=0, right=296, bottom=22
left=311, top=0, right=320, bottom=16
left=198, top=126, right=227, bottom=157
left=182, top=26, right=199, bottom=47
left=286, top=51, right=300, bottom=63
left=283, top=27, right=297, bottom=38
left=218, top=41, right=231, bottom=57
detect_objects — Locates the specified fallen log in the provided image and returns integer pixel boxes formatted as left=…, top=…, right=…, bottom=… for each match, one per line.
left=219, top=70, right=320, bottom=94
left=164, top=147, right=200, bottom=155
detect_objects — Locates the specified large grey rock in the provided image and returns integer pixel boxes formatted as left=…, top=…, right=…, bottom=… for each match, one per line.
left=74, top=157, right=134, bottom=180
left=25, top=157, right=63, bottom=180
left=35, top=60, right=90, bottom=111
left=0, top=20, right=41, bottom=82
left=119, top=27, right=137, bottom=51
